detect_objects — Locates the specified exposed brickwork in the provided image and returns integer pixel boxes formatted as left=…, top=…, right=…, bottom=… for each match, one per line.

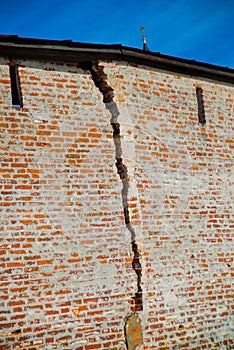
left=0, top=55, right=233, bottom=349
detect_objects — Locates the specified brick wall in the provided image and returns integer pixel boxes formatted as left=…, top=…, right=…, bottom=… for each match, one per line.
left=0, top=57, right=233, bottom=349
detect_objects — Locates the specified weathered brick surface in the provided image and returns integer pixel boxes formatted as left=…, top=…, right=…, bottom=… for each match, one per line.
left=0, top=57, right=233, bottom=349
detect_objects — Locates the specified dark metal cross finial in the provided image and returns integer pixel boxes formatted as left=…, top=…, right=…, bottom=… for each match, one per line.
left=140, top=26, right=146, bottom=44
left=140, top=25, right=149, bottom=51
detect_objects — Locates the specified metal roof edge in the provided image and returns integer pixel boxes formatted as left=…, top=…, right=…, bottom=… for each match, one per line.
left=0, top=35, right=233, bottom=84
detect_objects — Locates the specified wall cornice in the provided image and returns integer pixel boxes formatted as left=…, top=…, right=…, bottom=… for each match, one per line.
left=0, top=35, right=234, bottom=84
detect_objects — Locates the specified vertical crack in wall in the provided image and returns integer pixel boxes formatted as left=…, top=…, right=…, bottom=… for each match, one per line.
left=80, top=61, right=143, bottom=313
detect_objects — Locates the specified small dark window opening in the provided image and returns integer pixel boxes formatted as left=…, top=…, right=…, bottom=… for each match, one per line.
left=9, top=65, right=23, bottom=108
left=196, top=87, right=206, bottom=124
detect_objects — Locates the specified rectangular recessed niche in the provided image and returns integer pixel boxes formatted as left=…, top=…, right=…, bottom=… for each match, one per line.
left=9, top=65, right=23, bottom=108
left=196, top=87, right=206, bottom=124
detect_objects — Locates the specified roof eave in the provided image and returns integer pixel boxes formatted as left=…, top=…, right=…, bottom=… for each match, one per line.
left=0, top=37, right=233, bottom=84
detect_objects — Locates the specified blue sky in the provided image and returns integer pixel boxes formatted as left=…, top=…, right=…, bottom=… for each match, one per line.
left=0, top=0, right=234, bottom=68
